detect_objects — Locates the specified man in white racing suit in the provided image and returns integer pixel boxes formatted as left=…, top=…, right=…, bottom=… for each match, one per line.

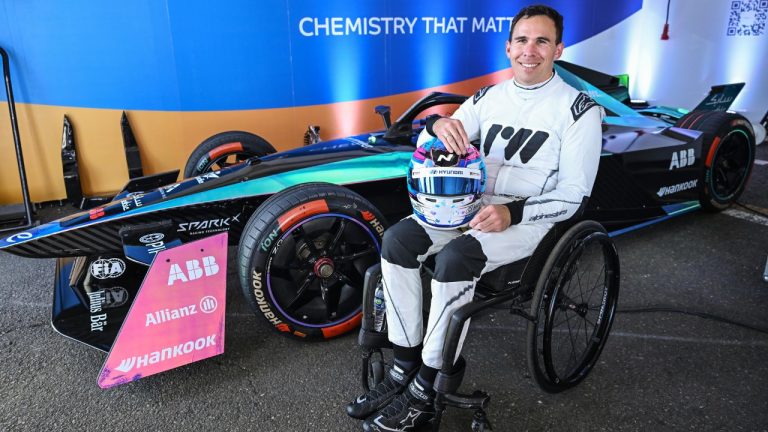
left=348, top=5, right=604, bottom=431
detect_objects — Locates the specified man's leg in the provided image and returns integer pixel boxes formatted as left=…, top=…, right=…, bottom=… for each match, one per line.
left=347, top=216, right=457, bottom=420
left=421, top=223, right=552, bottom=370
left=362, top=223, right=551, bottom=431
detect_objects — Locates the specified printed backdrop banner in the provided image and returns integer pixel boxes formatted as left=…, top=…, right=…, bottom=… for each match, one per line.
left=98, top=233, right=228, bottom=389
left=0, top=0, right=641, bottom=110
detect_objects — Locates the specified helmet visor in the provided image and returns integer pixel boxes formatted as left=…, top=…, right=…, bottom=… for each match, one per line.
left=409, top=167, right=483, bottom=196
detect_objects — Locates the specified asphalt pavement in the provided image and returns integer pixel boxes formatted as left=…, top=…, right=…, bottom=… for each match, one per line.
left=1, top=145, right=767, bottom=432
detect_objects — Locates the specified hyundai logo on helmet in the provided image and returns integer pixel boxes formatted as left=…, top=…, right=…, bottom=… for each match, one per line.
left=407, top=138, right=486, bottom=230
left=430, top=149, right=459, bottom=167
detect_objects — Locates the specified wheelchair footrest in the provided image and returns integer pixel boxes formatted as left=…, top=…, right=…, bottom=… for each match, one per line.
left=442, top=391, right=490, bottom=410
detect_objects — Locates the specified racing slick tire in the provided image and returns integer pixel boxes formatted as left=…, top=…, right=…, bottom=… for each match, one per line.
left=183, top=131, right=276, bottom=178
left=237, top=183, right=387, bottom=340
left=674, top=111, right=756, bottom=211
left=526, top=220, right=620, bottom=393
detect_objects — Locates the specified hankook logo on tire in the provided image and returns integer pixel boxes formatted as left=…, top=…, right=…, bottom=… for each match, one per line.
left=139, top=233, right=165, bottom=244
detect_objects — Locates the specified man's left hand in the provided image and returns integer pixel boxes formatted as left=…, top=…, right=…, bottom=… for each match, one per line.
left=468, top=205, right=512, bottom=232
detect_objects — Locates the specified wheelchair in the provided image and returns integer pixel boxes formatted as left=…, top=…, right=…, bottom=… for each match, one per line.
left=356, top=216, right=620, bottom=431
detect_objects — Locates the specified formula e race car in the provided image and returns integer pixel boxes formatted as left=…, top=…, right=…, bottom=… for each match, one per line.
left=0, top=61, right=756, bottom=352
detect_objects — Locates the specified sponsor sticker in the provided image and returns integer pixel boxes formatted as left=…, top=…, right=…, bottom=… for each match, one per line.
left=178, top=213, right=241, bottom=235
left=139, top=233, right=165, bottom=244
left=90, top=258, right=126, bottom=279
left=5, top=232, right=32, bottom=243
left=410, top=167, right=481, bottom=179
left=98, top=233, right=227, bottom=388
left=669, top=148, right=695, bottom=170
left=656, top=179, right=698, bottom=197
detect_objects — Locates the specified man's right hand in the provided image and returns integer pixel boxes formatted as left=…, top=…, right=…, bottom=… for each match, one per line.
left=432, top=118, right=470, bottom=155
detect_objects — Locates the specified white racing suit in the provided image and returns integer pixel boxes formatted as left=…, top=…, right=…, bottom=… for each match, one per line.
left=382, top=72, right=604, bottom=369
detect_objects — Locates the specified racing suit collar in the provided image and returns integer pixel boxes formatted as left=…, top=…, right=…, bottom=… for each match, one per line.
left=512, top=70, right=560, bottom=100
left=513, top=70, right=555, bottom=90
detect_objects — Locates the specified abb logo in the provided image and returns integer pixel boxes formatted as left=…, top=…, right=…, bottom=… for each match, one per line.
left=168, top=256, right=220, bottom=285
left=669, top=148, right=695, bottom=170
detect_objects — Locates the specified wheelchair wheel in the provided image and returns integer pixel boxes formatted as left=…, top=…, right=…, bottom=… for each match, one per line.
left=526, top=220, right=619, bottom=393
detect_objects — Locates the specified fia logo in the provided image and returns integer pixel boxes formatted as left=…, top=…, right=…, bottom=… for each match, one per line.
left=90, top=258, right=127, bottom=279
left=669, top=148, right=695, bottom=170
left=167, top=256, right=220, bottom=285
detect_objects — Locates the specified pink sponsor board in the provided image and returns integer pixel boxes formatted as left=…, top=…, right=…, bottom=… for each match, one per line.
left=98, top=233, right=228, bottom=388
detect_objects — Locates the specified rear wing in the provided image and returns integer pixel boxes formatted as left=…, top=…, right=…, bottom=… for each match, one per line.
left=692, top=83, right=745, bottom=112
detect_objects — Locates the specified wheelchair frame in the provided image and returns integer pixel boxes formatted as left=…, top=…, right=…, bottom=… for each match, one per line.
left=357, top=218, right=620, bottom=431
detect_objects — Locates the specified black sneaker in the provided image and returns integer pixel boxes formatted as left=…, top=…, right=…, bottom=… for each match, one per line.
left=347, top=364, right=416, bottom=419
left=362, top=379, right=435, bottom=432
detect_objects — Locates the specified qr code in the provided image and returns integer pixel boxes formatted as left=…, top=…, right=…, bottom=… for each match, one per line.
left=727, top=0, right=767, bottom=36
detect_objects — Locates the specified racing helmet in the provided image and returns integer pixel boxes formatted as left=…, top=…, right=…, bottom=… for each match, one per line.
left=407, top=138, right=486, bottom=229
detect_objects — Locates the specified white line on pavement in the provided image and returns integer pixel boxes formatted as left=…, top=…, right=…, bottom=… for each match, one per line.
left=754, top=159, right=768, bottom=166
left=472, top=325, right=768, bottom=347
left=723, top=209, right=768, bottom=226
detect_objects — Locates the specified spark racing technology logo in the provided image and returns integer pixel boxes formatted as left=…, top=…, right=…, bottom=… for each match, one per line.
left=90, top=258, right=126, bottom=279
left=657, top=179, right=698, bottom=197
left=177, top=213, right=241, bottom=235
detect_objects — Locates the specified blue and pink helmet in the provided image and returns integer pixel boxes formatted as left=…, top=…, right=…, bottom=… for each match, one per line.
left=407, top=138, right=487, bottom=229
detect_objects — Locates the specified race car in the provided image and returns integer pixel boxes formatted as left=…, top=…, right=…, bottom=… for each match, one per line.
left=0, top=61, right=756, bottom=351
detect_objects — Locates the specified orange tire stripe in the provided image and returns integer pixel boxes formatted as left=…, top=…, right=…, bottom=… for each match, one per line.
left=277, top=199, right=330, bottom=231
left=321, top=312, right=362, bottom=339
left=705, top=136, right=721, bottom=168
left=208, top=142, right=244, bottom=160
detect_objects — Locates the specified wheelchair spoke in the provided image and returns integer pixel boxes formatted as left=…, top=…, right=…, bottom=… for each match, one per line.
left=585, top=263, right=606, bottom=304
left=563, top=311, right=580, bottom=372
left=573, top=262, right=587, bottom=304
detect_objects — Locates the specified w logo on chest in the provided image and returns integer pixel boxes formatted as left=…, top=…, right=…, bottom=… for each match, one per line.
left=483, top=124, right=550, bottom=163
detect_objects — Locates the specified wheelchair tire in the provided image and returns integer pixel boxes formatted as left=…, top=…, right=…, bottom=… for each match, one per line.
left=238, top=182, right=386, bottom=340
left=184, top=130, right=276, bottom=178
left=525, top=220, right=619, bottom=393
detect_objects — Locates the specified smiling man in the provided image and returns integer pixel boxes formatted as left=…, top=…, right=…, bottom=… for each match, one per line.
left=347, top=5, right=605, bottom=432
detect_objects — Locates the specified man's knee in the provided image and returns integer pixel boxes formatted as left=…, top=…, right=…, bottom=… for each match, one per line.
left=382, top=218, right=431, bottom=268
left=432, top=235, right=487, bottom=282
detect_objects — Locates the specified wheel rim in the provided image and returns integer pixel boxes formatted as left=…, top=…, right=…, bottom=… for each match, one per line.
left=710, top=130, right=752, bottom=201
left=265, top=213, right=381, bottom=328
left=541, top=232, right=618, bottom=385
left=204, top=151, right=255, bottom=172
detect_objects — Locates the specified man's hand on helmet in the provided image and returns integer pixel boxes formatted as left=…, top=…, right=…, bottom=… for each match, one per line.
left=432, top=118, right=470, bottom=155
left=469, top=205, right=512, bottom=232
